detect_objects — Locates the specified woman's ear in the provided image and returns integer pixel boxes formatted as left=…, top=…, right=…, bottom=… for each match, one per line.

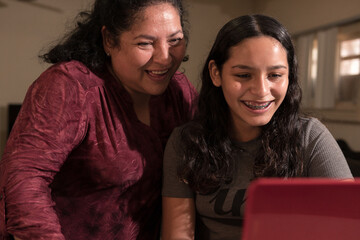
left=209, top=60, right=222, bottom=87
left=101, top=26, right=113, bottom=55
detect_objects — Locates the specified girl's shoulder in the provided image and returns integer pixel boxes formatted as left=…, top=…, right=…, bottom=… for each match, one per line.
left=299, top=116, right=327, bottom=134
left=298, top=116, right=335, bottom=147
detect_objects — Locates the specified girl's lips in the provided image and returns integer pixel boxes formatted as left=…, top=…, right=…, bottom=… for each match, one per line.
left=242, top=101, right=273, bottom=110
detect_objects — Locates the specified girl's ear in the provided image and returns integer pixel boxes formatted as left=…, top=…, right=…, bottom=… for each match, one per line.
left=101, top=26, right=113, bottom=55
left=209, top=60, right=222, bottom=87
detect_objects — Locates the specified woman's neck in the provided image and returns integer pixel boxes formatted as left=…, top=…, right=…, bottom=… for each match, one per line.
left=107, top=64, right=151, bottom=126
left=131, top=93, right=151, bottom=126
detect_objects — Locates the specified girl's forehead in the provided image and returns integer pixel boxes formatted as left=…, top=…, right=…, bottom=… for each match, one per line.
left=225, top=36, right=288, bottom=69
left=234, top=36, right=283, bottom=50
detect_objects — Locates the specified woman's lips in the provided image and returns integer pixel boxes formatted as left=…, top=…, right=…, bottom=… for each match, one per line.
left=146, top=69, right=169, bottom=76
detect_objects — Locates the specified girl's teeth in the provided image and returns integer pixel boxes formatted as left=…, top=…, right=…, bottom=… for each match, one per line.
left=244, top=101, right=271, bottom=110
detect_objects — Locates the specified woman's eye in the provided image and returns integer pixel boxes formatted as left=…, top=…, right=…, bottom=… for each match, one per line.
left=137, top=42, right=153, bottom=48
left=168, top=38, right=183, bottom=46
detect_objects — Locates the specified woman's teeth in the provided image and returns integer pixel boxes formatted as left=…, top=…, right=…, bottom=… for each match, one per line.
left=149, top=70, right=168, bottom=75
left=243, top=101, right=271, bottom=110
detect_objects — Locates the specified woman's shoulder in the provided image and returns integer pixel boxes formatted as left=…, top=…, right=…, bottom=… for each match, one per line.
left=37, top=60, right=105, bottom=90
left=43, top=60, right=90, bottom=76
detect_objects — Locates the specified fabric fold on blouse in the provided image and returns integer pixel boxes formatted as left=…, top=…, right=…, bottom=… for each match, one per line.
left=0, top=60, right=198, bottom=240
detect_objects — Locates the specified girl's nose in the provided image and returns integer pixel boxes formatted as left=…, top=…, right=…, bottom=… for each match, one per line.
left=250, top=75, right=270, bottom=97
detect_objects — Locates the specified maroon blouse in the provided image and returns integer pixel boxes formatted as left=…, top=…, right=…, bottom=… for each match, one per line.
left=0, top=61, right=198, bottom=240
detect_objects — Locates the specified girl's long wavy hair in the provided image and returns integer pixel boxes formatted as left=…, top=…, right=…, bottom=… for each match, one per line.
left=178, top=14, right=304, bottom=194
left=40, top=0, right=189, bottom=72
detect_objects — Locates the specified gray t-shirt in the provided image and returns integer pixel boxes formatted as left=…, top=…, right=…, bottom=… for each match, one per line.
left=162, top=117, right=353, bottom=240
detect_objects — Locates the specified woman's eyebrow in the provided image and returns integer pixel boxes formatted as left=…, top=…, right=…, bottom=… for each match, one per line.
left=134, top=34, right=156, bottom=41
left=134, top=30, right=183, bottom=41
left=168, top=30, right=183, bottom=38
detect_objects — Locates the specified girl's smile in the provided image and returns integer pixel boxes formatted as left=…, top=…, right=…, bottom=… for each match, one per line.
left=209, top=36, right=289, bottom=142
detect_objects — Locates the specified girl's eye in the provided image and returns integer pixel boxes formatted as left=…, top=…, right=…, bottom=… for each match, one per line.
left=168, top=38, right=183, bottom=46
left=236, top=73, right=251, bottom=79
left=268, top=73, right=282, bottom=79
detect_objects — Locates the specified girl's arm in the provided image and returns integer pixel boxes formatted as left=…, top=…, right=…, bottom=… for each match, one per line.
left=162, top=197, right=196, bottom=240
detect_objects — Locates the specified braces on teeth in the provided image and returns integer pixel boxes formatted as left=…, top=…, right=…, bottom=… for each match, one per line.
left=245, top=102, right=270, bottom=110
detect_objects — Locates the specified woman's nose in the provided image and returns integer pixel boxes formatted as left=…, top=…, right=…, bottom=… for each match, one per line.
left=153, top=43, right=171, bottom=65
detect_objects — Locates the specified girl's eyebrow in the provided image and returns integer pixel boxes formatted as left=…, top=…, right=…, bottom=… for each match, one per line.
left=269, top=65, right=288, bottom=70
left=232, top=65, right=253, bottom=70
left=232, top=64, right=288, bottom=70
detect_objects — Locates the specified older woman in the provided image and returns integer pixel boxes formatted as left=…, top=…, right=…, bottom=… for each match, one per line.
left=0, top=0, right=197, bottom=239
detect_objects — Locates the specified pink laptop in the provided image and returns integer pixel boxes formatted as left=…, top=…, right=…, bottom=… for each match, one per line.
left=242, top=178, right=360, bottom=240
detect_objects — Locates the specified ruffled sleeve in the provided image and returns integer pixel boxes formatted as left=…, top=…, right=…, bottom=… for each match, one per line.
left=0, top=64, right=88, bottom=239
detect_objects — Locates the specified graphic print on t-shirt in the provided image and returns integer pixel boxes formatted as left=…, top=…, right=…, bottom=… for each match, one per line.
left=209, top=188, right=246, bottom=216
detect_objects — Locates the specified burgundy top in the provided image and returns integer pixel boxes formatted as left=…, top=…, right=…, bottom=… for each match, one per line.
left=0, top=61, right=198, bottom=240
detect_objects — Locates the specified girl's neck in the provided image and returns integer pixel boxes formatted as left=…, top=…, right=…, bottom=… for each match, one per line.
left=231, top=124, right=261, bottom=143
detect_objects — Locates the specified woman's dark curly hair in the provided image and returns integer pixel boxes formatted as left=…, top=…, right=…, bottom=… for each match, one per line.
left=178, top=14, right=304, bottom=194
left=40, top=0, right=189, bottom=72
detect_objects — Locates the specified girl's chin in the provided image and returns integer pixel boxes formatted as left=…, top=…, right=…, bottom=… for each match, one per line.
left=246, top=117, right=273, bottom=127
